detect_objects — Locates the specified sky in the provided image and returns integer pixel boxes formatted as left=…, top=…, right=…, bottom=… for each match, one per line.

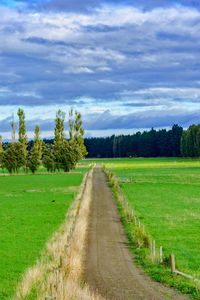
left=0, top=0, right=200, bottom=139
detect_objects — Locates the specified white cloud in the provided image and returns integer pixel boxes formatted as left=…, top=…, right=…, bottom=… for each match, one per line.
left=97, top=66, right=112, bottom=72
left=64, top=66, right=94, bottom=74
left=0, top=86, right=10, bottom=93
left=126, top=87, right=200, bottom=101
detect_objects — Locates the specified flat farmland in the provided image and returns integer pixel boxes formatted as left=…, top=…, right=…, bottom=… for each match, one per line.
left=85, top=158, right=200, bottom=281
left=0, top=169, right=86, bottom=300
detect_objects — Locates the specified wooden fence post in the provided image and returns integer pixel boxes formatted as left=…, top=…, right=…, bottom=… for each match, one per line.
left=152, top=240, right=156, bottom=258
left=170, top=253, right=176, bottom=273
left=150, top=240, right=152, bottom=258
left=150, top=240, right=156, bottom=261
left=138, top=220, right=141, bottom=228
left=159, top=246, right=163, bottom=263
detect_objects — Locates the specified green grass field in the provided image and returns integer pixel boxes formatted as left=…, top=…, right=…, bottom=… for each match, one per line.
left=85, top=158, right=200, bottom=281
left=0, top=167, right=87, bottom=300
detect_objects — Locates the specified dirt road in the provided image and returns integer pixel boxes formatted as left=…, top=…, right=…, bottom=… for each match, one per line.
left=83, top=166, right=189, bottom=300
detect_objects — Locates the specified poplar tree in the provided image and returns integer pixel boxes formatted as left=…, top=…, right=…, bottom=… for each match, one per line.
left=54, top=110, right=65, bottom=144
left=28, top=125, right=42, bottom=173
left=3, top=115, right=24, bottom=173
left=17, top=108, right=28, bottom=169
left=68, top=109, right=87, bottom=164
left=43, top=143, right=55, bottom=172
left=0, top=135, right=3, bottom=168
left=53, top=110, right=67, bottom=170
left=33, top=125, right=42, bottom=160
left=53, top=109, right=83, bottom=172
left=11, top=114, right=16, bottom=143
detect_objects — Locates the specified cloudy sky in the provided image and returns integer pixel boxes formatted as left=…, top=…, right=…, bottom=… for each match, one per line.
left=0, top=0, right=200, bottom=138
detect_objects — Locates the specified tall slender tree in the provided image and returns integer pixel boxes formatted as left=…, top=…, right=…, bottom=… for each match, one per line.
left=68, top=109, right=87, bottom=162
left=54, top=110, right=65, bottom=144
left=28, top=125, right=42, bottom=173
left=17, top=108, right=28, bottom=169
left=54, top=110, right=66, bottom=170
left=3, top=114, right=24, bottom=173
left=0, top=135, right=3, bottom=168
left=33, top=125, right=43, bottom=160
left=11, top=113, right=16, bottom=143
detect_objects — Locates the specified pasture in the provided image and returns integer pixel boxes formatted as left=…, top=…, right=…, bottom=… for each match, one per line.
left=0, top=168, right=86, bottom=300
left=85, top=158, right=200, bottom=281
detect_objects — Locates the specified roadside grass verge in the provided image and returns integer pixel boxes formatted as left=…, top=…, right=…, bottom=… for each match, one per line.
left=0, top=164, right=89, bottom=175
left=104, top=161, right=200, bottom=300
left=0, top=167, right=88, bottom=300
left=14, top=166, right=105, bottom=300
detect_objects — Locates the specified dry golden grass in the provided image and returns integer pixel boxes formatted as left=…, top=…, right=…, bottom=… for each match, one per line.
left=14, top=166, right=105, bottom=300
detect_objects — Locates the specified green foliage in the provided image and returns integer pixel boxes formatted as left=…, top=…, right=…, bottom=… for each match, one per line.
left=2, top=109, right=28, bottom=173
left=1, top=108, right=87, bottom=174
left=28, top=151, right=40, bottom=173
left=181, top=124, right=200, bottom=157
left=11, top=113, right=16, bottom=143
left=3, top=142, right=25, bottom=173
left=54, top=139, right=72, bottom=172
left=53, top=109, right=74, bottom=171
left=33, top=125, right=42, bottom=160
left=54, top=109, right=65, bottom=144
left=53, top=109, right=87, bottom=172
left=42, top=143, right=55, bottom=172
left=18, top=108, right=27, bottom=144
left=17, top=108, right=28, bottom=168
left=0, top=171, right=86, bottom=300
left=0, top=135, right=3, bottom=167
left=68, top=109, right=88, bottom=160
left=28, top=126, right=42, bottom=173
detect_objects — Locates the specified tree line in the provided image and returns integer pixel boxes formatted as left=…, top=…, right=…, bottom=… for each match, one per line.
left=0, top=108, right=87, bottom=173
left=1, top=117, right=199, bottom=165
left=85, top=125, right=183, bottom=158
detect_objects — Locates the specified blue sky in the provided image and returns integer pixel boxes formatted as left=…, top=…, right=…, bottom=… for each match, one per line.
left=0, top=0, right=200, bottom=138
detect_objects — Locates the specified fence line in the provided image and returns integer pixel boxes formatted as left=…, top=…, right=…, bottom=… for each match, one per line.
left=105, top=168, right=200, bottom=286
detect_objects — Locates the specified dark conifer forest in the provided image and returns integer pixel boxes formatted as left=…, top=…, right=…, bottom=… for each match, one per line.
left=84, top=125, right=183, bottom=158
left=43, top=124, right=200, bottom=158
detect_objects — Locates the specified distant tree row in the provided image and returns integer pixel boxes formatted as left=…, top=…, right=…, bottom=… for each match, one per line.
left=181, top=125, right=200, bottom=157
left=85, top=125, right=183, bottom=158
left=0, top=108, right=87, bottom=173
